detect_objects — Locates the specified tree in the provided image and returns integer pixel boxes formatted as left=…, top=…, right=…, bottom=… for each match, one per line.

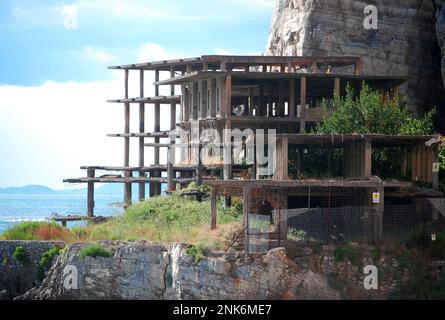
left=312, top=83, right=436, bottom=180
left=314, top=83, right=435, bottom=136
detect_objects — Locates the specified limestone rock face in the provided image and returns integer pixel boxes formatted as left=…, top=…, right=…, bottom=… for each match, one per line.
left=18, top=242, right=340, bottom=300
left=266, top=0, right=445, bottom=119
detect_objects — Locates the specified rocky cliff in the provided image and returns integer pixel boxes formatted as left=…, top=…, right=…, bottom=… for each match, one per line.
left=19, top=242, right=340, bottom=300
left=266, top=0, right=445, bottom=122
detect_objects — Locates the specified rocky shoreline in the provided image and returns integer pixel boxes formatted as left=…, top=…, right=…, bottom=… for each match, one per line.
left=1, top=240, right=443, bottom=300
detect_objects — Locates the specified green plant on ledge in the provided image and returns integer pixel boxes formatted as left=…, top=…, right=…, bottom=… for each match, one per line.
left=334, top=245, right=362, bottom=267
left=185, top=243, right=206, bottom=263
left=40, top=247, right=61, bottom=269
left=13, top=246, right=29, bottom=265
left=80, top=244, right=113, bottom=259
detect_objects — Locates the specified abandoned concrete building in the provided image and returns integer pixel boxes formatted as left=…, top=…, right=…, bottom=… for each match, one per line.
left=64, top=55, right=444, bottom=252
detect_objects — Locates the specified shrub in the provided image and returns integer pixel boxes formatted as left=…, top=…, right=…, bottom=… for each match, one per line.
left=185, top=243, right=206, bottom=263
left=13, top=246, right=29, bottom=265
left=405, top=231, right=445, bottom=259
left=2, top=256, right=9, bottom=266
left=1, top=221, right=69, bottom=241
left=389, top=252, right=445, bottom=300
left=315, top=83, right=435, bottom=136
left=80, top=244, right=113, bottom=259
left=334, top=245, right=362, bottom=267
left=287, top=228, right=308, bottom=241
left=40, top=247, right=61, bottom=269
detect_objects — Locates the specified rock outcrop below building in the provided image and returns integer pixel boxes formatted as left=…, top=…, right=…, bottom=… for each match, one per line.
left=18, top=242, right=340, bottom=300
left=266, top=0, right=445, bottom=123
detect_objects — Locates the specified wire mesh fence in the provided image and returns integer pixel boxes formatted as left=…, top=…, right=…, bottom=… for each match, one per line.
left=246, top=187, right=445, bottom=254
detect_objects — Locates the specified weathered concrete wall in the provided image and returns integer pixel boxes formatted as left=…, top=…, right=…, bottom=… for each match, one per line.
left=266, top=0, right=445, bottom=124
left=19, top=241, right=340, bottom=300
left=0, top=241, right=64, bottom=299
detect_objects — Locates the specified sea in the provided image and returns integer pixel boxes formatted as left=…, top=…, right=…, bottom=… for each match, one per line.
left=0, top=193, right=125, bottom=234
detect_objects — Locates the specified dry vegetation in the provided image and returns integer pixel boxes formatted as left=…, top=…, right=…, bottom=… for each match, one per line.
left=0, top=194, right=243, bottom=250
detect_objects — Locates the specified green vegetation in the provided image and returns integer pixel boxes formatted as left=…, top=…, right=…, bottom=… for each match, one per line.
left=405, top=231, right=445, bottom=260
left=315, top=83, right=435, bottom=135
left=12, top=246, right=29, bottom=265
left=389, top=251, right=445, bottom=300
left=287, top=228, right=308, bottom=241
left=334, top=245, right=362, bottom=267
left=0, top=189, right=243, bottom=249
left=79, top=244, right=113, bottom=259
left=185, top=243, right=206, bottom=263
left=181, top=181, right=210, bottom=194
left=2, top=256, right=9, bottom=266
left=305, top=83, right=437, bottom=180
left=39, top=247, right=61, bottom=269
left=0, top=221, right=70, bottom=241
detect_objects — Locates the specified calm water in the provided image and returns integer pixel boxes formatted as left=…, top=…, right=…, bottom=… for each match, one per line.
left=0, top=194, right=125, bottom=234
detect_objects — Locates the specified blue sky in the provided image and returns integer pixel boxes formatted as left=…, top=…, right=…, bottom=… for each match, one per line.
left=0, top=0, right=274, bottom=86
left=0, top=0, right=275, bottom=189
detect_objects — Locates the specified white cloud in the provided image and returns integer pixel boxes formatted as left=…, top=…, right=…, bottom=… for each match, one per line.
left=11, top=3, right=79, bottom=30
left=104, top=0, right=204, bottom=21
left=0, top=44, right=185, bottom=189
left=84, top=47, right=118, bottom=63
left=138, top=43, right=187, bottom=63
left=61, top=4, right=79, bottom=30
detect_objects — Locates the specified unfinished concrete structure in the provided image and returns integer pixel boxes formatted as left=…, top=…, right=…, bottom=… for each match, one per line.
left=64, top=55, right=443, bottom=247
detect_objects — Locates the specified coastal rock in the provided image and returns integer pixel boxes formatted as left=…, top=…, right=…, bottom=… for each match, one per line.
left=0, top=241, right=64, bottom=299
left=18, top=241, right=340, bottom=300
left=266, top=0, right=445, bottom=125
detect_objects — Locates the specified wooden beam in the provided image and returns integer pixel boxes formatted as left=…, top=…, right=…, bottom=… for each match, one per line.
left=152, top=69, right=161, bottom=197
left=168, top=67, right=176, bottom=193
left=289, top=79, right=295, bottom=118
left=210, top=188, right=217, bottom=230
left=278, top=80, right=284, bottom=117
left=363, top=140, right=372, bottom=179
left=87, top=168, right=95, bottom=217
left=311, top=61, right=317, bottom=73
left=275, top=136, right=289, bottom=180
left=373, top=186, right=384, bottom=244
left=124, top=69, right=132, bottom=205
left=258, top=84, right=265, bottom=117
left=300, top=76, right=307, bottom=132
left=224, top=75, right=233, bottom=181
left=139, top=69, right=146, bottom=201
left=334, top=77, right=341, bottom=98
left=354, top=58, right=362, bottom=76
left=248, top=87, right=254, bottom=116
left=243, top=186, right=250, bottom=257
left=433, top=146, right=439, bottom=190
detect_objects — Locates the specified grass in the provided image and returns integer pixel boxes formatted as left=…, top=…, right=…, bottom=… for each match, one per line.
left=80, top=244, right=113, bottom=259
left=0, top=193, right=243, bottom=250
left=0, top=221, right=70, bottom=241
